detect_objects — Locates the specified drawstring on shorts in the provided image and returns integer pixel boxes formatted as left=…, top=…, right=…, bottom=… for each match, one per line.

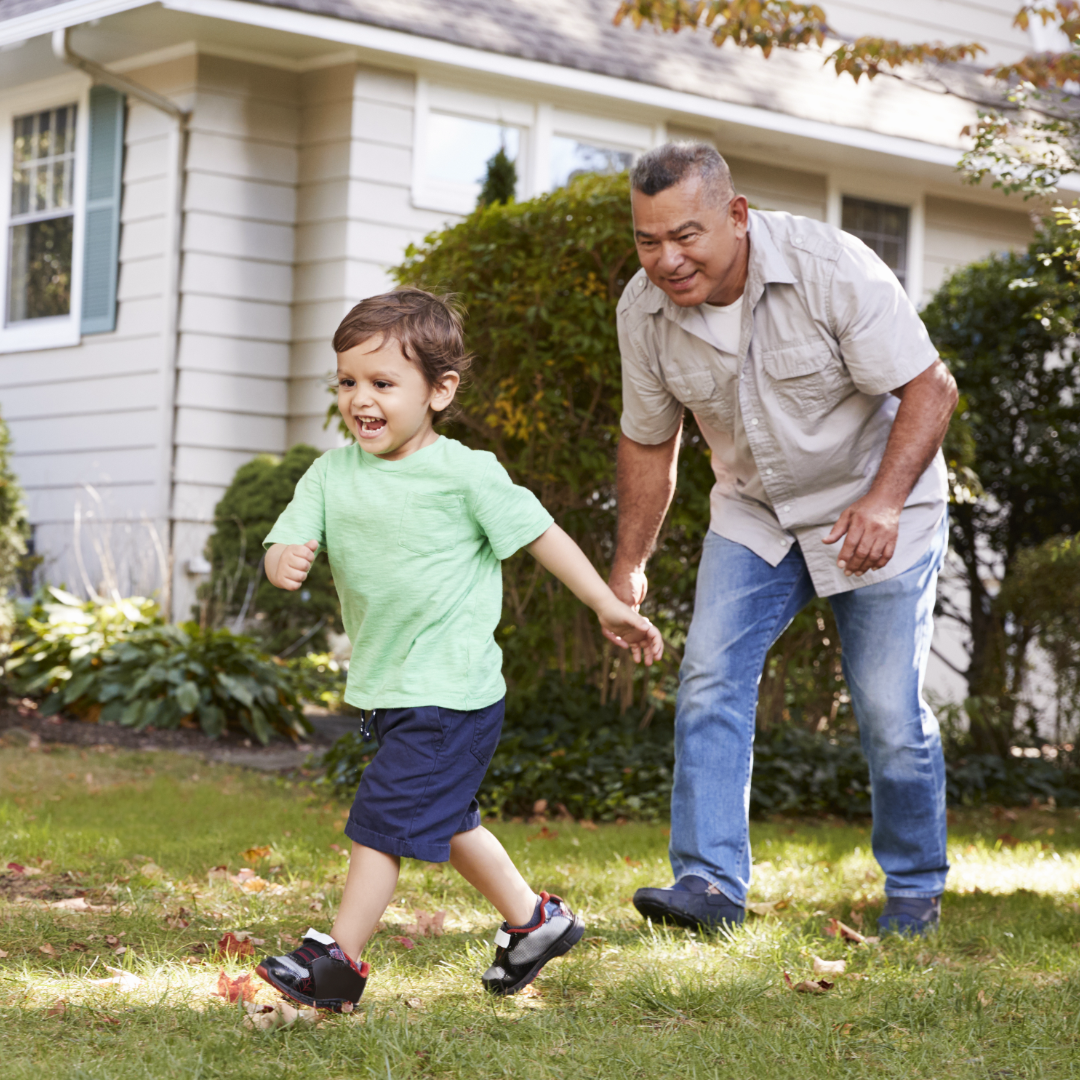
left=360, top=709, right=377, bottom=740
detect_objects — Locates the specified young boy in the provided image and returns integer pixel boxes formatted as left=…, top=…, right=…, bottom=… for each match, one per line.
left=255, top=289, right=662, bottom=1011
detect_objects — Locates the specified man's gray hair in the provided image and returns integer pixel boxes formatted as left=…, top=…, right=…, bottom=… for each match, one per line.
left=630, top=142, right=734, bottom=204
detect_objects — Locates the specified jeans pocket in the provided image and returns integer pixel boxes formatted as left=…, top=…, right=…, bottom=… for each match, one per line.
left=469, top=701, right=504, bottom=766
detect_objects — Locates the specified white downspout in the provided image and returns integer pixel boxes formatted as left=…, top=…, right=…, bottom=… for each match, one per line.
left=52, top=27, right=190, bottom=619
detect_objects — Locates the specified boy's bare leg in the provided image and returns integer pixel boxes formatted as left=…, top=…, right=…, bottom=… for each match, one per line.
left=449, top=826, right=537, bottom=926
left=330, top=842, right=400, bottom=961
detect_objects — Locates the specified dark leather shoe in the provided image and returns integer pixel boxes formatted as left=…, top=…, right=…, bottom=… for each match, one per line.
left=877, top=895, right=941, bottom=937
left=633, top=876, right=745, bottom=932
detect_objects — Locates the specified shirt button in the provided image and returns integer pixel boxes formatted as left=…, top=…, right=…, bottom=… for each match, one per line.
left=638, top=278, right=646, bottom=290
left=765, top=468, right=773, bottom=476
left=750, top=418, right=759, bottom=426
left=783, top=504, right=792, bottom=512
left=779, top=538, right=787, bottom=547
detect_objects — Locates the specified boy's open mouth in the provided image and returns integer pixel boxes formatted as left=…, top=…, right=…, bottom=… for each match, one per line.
left=357, top=416, right=387, bottom=437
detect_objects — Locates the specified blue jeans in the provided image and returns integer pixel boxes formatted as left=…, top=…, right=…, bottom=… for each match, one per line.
left=670, top=516, right=949, bottom=903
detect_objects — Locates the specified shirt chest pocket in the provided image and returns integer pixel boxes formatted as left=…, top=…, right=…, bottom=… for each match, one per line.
left=761, top=341, right=849, bottom=421
left=399, top=493, right=469, bottom=555
left=665, top=367, right=736, bottom=431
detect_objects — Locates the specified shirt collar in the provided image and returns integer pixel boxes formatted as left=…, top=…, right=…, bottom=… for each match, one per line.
left=644, top=209, right=798, bottom=322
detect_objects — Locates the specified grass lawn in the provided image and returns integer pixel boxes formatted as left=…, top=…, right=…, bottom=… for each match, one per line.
left=2, top=744, right=1079, bottom=1079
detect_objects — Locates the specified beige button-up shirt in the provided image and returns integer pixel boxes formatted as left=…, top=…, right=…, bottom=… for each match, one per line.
left=617, top=209, right=947, bottom=597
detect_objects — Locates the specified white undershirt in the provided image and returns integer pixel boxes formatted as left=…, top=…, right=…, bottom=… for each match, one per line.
left=697, top=292, right=744, bottom=357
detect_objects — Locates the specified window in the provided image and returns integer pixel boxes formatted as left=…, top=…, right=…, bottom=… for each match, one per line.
left=550, top=137, right=633, bottom=189
left=841, top=197, right=909, bottom=287
left=425, top=113, right=521, bottom=189
left=7, top=104, right=77, bottom=324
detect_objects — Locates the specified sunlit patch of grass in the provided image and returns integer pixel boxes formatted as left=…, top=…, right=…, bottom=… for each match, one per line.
left=2, top=746, right=1080, bottom=1079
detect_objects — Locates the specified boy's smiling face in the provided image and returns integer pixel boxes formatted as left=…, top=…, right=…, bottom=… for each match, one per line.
left=336, top=335, right=459, bottom=461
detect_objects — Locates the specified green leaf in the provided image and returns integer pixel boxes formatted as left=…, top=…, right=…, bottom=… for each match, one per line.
left=217, top=672, right=254, bottom=708
left=175, top=681, right=200, bottom=714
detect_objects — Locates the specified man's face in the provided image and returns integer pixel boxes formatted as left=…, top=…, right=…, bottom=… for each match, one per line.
left=631, top=175, right=749, bottom=307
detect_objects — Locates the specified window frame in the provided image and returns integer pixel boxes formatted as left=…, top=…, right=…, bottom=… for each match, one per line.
left=828, top=175, right=924, bottom=303
left=411, top=78, right=534, bottom=215
left=547, top=108, right=652, bottom=192
left=0, top=77, right=89, bottom=355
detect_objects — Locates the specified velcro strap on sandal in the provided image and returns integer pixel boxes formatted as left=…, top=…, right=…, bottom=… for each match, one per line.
left=493, top=927, right=511, bottom=948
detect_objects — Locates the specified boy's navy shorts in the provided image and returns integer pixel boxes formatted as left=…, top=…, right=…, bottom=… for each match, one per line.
left=344, top=697, right=504, bottom=863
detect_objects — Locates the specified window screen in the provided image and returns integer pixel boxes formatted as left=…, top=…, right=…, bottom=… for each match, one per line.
left=7, top=104, right=77, bottom=323
left=841, top=196, right=909, bottom=287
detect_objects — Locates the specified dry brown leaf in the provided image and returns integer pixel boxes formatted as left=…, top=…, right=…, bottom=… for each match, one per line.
left=242, top=999, right=317, bottom=1031
left=48, top=897, right=111, bottom=913
left=68, top=942, right=89, bottom=953
left=747, top=900, right=781, bottom=917
left=579, top=820, right=598, bottom=831
left=783, top=970, right=834, bottom=994
left=623, top=855, right=642, bottom=867
left=391, top=936, right=416, bottom=949
left=113, top=946, right=127, bottom=957
left=977, top=989, right=991, bottom=1006
left=824, top=918, right=868, bottom=944
left=812, top=955, right=847, bottom=975
left=38, top=943, right=58, bottom=957
left=90, top=966, right=142, bottom=992
left=834, top=1022, right=853, bottom=1034
left=405, top=997, right=422, bottom=1009
left=527, top=826, right=559, bottom=842
left=104, top=935, right=120, bottom=947
left=242, top=846, right=272, bottom=863
left=0, top=949, right=8, bottom=958
left=401, top=911, right=445, bottom=939
left=46, top=998, right=66, bottom=1019
left=997, top=833, right=1019, bottom=848
left=207, top=865, right=229, bottom=883
left=214, top=970, right=257, bottom=1003
left=217, top=932, right=256, bottom=959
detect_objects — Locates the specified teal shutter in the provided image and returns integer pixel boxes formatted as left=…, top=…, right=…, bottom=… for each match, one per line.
left=80, top=85, right=125, bottom=335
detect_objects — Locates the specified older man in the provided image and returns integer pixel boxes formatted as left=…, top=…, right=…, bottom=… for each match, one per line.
left=610, top=143, right=958, bottom=936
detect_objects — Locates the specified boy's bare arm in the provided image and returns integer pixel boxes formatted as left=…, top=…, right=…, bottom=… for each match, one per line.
left=526, top=524, right=664, bottom=665
left=265, top=540, right=319, bottom=590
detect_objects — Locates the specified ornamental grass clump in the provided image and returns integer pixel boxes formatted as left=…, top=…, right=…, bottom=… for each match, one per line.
left=7, top=588, right=309, bottom=744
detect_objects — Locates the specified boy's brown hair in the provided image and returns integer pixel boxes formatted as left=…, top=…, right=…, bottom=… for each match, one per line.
left=333, top=288, right=474, bottom=393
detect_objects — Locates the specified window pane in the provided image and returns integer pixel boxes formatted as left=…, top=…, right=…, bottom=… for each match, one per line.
left=551, top=137, right=633, bottom=188
left=10, top=104, right=77, bottom=217
left=426, top=114, right=520, bottom=186
left=841, top=196, right=909, bottom=285
left=7, top=216, right=73, bottom=322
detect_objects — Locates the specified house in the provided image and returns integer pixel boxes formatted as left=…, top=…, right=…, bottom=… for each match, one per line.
left=0, top=0, right=1050, bottom=652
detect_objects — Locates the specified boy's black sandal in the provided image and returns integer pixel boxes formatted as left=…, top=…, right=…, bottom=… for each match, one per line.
left=482, top=892, right=584, bottom=996
left=255, top=928, right=369, bottom=1013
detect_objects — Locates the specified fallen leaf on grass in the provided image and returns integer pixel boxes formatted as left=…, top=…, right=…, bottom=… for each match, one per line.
left=977, top=989, right=991, bottom=1006
left=997, top=833, right=1019, bottom=849
left=113, top=946, right=127, bottom=957
left=783, top=971, right=834, bottom=994
left=391, top=936, right=416, bottom=949
left=405, top=997, right=422, bottom=1009
left=812, top=955, right=847, bottom=975
left=401, top=910, right=445, bottom=939
left=48, top=897, right=111, bottom=913
left=527, top=826, right=559, bottom=842
left=38, top=943, right=58, bottom=957
left=68, top=942, right=89, bottom=953
left=579, top=820, right=598, bottom=831
left=164, top=908, right=190, bottom=929
left=90, top=966, right=142, bottom=992
left=0, top=949, right=7, bottom=958
left=623, top=855, right=642, bottom=868
left=242, top=846, right=272, bottom=863
left=824, top=918, right=878, bottom=945
left=215, top=970, right=257, bottom=1003
left=46, top=998, right=67, bottom=1018
left=6, top=861, right=25, bottom=873
left=218, top=932, right=255, bottom=959
left=207, top=865, right=229, bottom=883
left=242, top=1000, right=317, bottom=1031
left=229, top=931, right=266, bottom=945
left=834, top=1022, right=853, bottom=1035
left=279, top=934, right=300, bottom=947
left=747, top=900, right=788, bottom=917
left=104, top=935, right=120, bottom=947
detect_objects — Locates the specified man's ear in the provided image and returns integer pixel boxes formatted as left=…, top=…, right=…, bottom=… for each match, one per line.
left=430, top=370, right=461, bottom=413
left=730, top=194, right=750, bottom=237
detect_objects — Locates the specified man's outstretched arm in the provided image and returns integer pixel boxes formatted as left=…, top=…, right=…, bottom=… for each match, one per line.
left=608, top=422, right=683, bottom=608
left=824, top=358, right=958, bottom=577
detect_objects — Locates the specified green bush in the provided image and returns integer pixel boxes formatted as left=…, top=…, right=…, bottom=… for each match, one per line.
left=8, top=588, right=309, bottom=744
left=321, top=675, right=1080, bottom=818
left=0, top=406, right=31, bottom=640
left=198, top=445, right=341, bottom=655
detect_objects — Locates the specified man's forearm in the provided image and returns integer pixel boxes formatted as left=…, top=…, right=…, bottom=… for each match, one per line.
left=613, top=426, right=681, bottom=571
left=871, top=359, right=958, bottom=508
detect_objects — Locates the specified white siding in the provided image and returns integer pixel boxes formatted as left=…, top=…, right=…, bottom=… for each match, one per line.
left=288, top=62, right=449, bottom=450
left=170, top=54, right=301, bottom=617
left=0, top=56, right=192, bottom=600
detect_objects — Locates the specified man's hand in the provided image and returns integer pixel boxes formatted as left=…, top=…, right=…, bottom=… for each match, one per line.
left=597, top=596, right=664, bottom=665
left=823, top=495, right=902, bottom=577
left=265, top=540, right=318, bottom=590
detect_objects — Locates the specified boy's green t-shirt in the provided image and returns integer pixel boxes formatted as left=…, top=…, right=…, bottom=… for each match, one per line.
left=263, top=437, right=553, bottom=710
